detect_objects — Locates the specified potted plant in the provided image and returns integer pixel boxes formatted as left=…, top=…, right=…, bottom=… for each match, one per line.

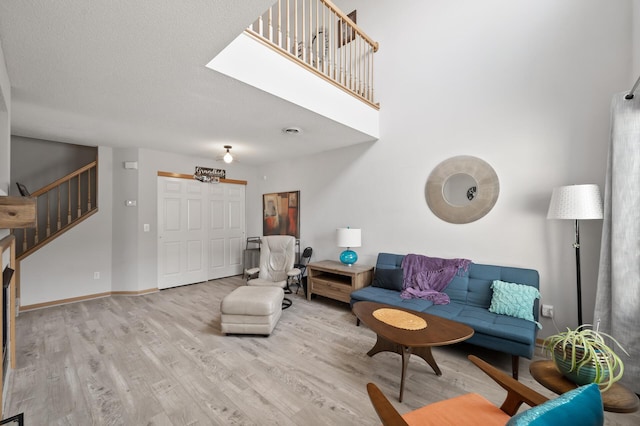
left=543, top=324, right=629, bottom=392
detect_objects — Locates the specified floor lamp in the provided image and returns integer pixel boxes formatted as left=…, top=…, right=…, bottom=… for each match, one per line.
left=547, top=184, right=603, bottom=325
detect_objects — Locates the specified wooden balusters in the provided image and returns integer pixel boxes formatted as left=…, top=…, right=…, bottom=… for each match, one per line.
left=77, top=174, right=81, bottom=218
left=47, top=191, right=52, bottom=237
left=245, top=0, right=378, bottom=107
left=88, top=168, right=92, bottom=210
left=63, top=183, right=71, bottom=231
left=16, top=161, right=98, bottom=259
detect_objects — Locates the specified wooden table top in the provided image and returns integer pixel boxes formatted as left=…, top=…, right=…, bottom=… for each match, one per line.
left=308, top=260, right=373, bottom=274
left=529, top=360, right=639, bottom=413
left=352, top=301, right=474, bottom=348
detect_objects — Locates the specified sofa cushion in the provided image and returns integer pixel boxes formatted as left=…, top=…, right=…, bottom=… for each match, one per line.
left=376, top=253, right=405, bottom=269
left=372, top=268, right=404, bottom=291
left=489, top=280, right=540, bottom=324
left=426, top=303, right=537, bottom=345
left=351, top=287, right=434, bottom=312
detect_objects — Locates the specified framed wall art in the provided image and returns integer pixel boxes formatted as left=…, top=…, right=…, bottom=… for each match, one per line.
left=263, top=191, right=300, bottom=238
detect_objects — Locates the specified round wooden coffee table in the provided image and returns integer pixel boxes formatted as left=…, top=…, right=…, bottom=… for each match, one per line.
left=529, top=360, right=639, bottom=413
left=353, top=301, right=474, bottom=402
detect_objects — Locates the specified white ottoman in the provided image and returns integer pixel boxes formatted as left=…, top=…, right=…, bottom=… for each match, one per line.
left=220, top=286, right=284, bottom=335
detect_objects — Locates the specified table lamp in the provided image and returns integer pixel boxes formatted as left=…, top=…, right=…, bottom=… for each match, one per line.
left=337, top=227, right=361, bottom=266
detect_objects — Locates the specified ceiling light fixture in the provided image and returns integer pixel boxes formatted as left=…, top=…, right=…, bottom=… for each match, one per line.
left=283, top=127, right=302, bottom=135
left=223, top=145, right=233, bottom=163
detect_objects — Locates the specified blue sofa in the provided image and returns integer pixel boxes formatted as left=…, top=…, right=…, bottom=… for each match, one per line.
left=350, top=253, right=540, bottom=378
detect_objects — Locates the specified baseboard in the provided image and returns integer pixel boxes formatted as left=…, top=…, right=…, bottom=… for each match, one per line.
left=19, top=288, right=158, bottom=312
left=111, top=288, right=158, bottom=296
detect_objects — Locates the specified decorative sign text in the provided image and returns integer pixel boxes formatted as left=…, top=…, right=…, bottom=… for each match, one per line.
left=194, top=166, right=225, bottom=183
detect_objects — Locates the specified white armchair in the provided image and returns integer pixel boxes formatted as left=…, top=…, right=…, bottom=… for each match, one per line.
left=246, top=235, right=296, bottom=308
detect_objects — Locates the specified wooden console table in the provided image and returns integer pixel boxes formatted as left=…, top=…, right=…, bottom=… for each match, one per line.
left=307, top=260, right=373, bottom=303
left=530, top=360, right=639, bottom=413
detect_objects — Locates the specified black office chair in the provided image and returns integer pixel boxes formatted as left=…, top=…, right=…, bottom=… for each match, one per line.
left=287, top=246, right=312, bottom=296
left=16, top=182, right=30, bottom=196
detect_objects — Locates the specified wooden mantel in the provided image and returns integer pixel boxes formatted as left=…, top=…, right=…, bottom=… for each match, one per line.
left=0, top=196, right=36, bottom=228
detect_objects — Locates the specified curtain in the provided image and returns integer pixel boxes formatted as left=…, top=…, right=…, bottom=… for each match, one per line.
left=594, top=93, right=640, bottom=394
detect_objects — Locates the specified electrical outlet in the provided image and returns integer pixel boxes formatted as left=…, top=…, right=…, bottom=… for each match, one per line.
left=94, top=272, right=100, bottom=280
left=541, top=304, right=554, bottom=318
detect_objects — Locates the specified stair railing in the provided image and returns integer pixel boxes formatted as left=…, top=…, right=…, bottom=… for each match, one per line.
left=15, top=161, right=98, bottom=259
left=246, top=0, right=379, bottom=108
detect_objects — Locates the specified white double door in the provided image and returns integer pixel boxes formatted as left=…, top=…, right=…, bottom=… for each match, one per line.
left=157, top=176, right=245, bottom=289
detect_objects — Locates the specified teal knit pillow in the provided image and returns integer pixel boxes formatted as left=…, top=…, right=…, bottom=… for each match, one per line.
left=507, top=383, right=603, bottom=426
left=489, top=280, right=540, bottom=326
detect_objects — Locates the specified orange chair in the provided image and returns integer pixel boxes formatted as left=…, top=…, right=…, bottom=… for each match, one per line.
left=367, top=355, right=604, bottom=426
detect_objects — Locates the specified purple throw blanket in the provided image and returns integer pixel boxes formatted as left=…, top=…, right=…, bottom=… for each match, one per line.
left=400, top=254, right=471, bottom=304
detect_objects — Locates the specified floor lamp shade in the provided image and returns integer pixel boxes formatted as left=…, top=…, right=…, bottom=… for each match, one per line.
left=547, top=184, right=603, bottom=220
left=337, top=228, right=361, bottom=266
left=547, top=184, right=603, bottom=325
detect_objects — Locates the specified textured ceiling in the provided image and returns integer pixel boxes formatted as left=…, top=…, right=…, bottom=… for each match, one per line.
left=0, top=0, right=374, bottom=165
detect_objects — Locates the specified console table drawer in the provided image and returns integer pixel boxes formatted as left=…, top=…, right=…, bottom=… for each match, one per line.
left=310, top=278, right=352, bottom=302
left=307, top=260, right=373, bottom=304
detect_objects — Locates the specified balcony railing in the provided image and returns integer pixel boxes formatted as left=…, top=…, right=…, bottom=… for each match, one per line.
left=246, top=0, right=379, bottom=108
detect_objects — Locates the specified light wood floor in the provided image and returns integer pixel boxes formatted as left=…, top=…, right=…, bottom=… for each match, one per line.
left=4, top=276, right=639, bottom=425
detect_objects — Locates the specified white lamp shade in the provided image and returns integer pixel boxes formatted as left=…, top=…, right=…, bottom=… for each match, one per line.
left=547, top=184, right=603, bottom=220
left=336, top=228, right=361, bottom=248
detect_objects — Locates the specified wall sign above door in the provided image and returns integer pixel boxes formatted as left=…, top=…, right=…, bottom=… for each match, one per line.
left=194, top=166, right=225, bottom=182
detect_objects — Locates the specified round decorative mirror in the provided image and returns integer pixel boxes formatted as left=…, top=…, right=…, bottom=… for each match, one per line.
left=443, top=173, right=478, bottom=206
left=425, top=155, right=499, bottom=224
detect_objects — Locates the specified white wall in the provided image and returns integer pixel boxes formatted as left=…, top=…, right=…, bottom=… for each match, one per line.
left=10, top=136, right=97, bottom=195
left=21, top=145, right=260, bottom=304
left=208, top=32, right=379, bottom=138
left=257, top=0, right=632, bottom=337
left=0, top=39, right=11, bottom=247
left=634, top=0, right=640, bottom=76
left=0, top=38, right=11, bottom=210
left=20, top=147, right=114, bottom=307
left=111, top=147, right=140, bottom=292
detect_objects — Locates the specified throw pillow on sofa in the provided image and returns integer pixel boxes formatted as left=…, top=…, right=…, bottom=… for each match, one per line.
left=489, top=280, right=540, bottom=327
left=372, top=268, right=404, bottom=291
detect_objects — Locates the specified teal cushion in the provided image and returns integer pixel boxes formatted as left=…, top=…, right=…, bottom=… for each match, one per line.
left=489, top=280, right=540, bottom=325
left=507, top=383, right=603, bottom=426
left=372, top=268, right=404, bottom=291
